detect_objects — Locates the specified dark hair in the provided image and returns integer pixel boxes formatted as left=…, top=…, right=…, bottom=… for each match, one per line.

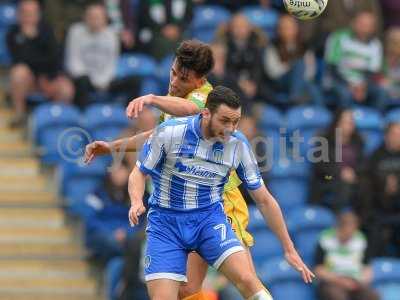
left=206, top=86, right=241, bottom=113
left=324, top=108, right=363, bottom=147
left=175, top=40, right=214, bottom=77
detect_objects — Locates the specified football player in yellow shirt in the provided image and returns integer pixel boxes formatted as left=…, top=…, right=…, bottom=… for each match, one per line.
left=85, top=40, right=312, bottom=300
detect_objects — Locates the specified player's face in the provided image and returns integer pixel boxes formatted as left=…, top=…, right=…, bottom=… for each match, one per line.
left=207, top=104, right=241, bottom=142
left=169, top=60, right=203, bottom=97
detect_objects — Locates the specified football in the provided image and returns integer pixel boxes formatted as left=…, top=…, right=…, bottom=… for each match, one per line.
left=283, top=0, right=328, bottom=20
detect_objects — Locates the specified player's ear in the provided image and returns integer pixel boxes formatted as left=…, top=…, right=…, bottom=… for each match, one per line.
left=202, top=108, right=211, bottom=120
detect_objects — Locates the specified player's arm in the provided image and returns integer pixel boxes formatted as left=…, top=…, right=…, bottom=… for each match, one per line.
left=234, top=132, right=315, bottom=283
left=128, top=125, right=169, bottom=225
left=84, top=129, right=153, bottom=164
left=128, top=166, right=146, bottom=225
left=248, top=186, right=314, bottom=283
left=126, top=94, right=200, bottom=119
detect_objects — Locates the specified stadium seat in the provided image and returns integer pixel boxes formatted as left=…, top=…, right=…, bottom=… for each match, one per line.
left=247, top=204, right=266, bottom=233
left=286, top=106, right=332, bottom=155
left=251, top=230, right=282, bottom=266
left=32, top=103, right=83, bottom=164
left=0, top=29, right=10, bottom=65
left=386, top=108, right=400, bottom=124
left=191, top=5, right=231, bottom=42
left=115, top=53, right=157, bottom=79
left=0, top=3, right=16, bottom=27
left=157, top=55, right=174, bottom=92
left=140, top=77, right=162, bottom=96
left=287, top=205, right=336, bottom=264
left=241, top=6, right=279, bottom=38
left=260, top=257, right=316, bottom=300
left=372, top=258, right=400, bottom=300
left=266, top=158, right=310, bottom=214
left=84, top=103, right=130, bottom=141
left=257, top=104, right=283, bottom=161
left=191, top=5, right=231, bottom=32
left=352, top=106, right=384, bottom=154
left=59, top=159, right=107, bottom=217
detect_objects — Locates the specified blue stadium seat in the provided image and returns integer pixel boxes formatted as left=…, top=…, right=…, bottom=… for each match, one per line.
left=0, top=29, right=10, bottom=65
left=286, top=106, right=332, bottom=155
left=191, top=5, right=231, bottom=32
left=191, top=5, right=231, bottom=42
left=251, top=230, right=282, bottom=266
left=386, top=108, right=400, bottom=124
left=0, top=3, right=16, bottom=27
left=32, top=103, right=83, bottom=164
left=59, top=159, right=107, bottom=217
left=84, top=103, right=130, bottom=141
left=105, top=257, right=124, bottom=300
left=287, top=206, right=336, bottom=264
left=260, top=257, right=316, bottom=300
left=140, top=77, right=162, bottom=96
left=247, top=204, right=266, bottom=233
left=157, top=55, right=174, bottom=93
left=191, top=29, right=217, bottom=43
left=372, top=258, right=400, bottom=300
left=257, top=105, right=283, bottom=160
left=116, top=53, right=157, bottom=79
left=352, top=106, right=384, bottom=154
left=241, top=6, right=279, bottom=38
left=266, top=159, right=310, bottom=214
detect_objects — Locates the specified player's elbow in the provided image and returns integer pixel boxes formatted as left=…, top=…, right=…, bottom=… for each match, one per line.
left=182, top=103, right=200, bottom=116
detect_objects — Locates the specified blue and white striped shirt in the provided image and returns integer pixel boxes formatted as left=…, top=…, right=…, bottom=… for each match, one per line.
left=137, top=114, right=263, bottom=211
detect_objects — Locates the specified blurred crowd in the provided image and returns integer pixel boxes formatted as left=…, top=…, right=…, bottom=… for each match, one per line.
left=2, top=0, right=400, bottom=299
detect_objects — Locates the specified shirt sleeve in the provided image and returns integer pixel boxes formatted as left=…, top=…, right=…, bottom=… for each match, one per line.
left=136, top=125, right=168, bottom=175
left=186, top=90, right=208, bottom=110
left=234, top=131, right=264, bottom=190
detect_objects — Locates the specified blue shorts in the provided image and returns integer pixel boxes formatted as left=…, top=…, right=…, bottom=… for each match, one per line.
left=144, top=202, right=244, bottom=282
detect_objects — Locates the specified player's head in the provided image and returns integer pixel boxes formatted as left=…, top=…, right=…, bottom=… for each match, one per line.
left=203, top=86, right=241, bottom=142
left=352, top=11, right=377, bottom=41
left=85, top=2, right=108, bottom=33
left=169, top=40, right=214, bottom=97
left=18, top=0, right=41, bottom=27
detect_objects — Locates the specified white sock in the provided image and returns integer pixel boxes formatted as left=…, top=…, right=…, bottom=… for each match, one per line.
left=247, top=290, right=273, bottom=300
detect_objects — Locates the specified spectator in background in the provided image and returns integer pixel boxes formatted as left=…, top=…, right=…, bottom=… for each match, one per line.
left=310, top=109, right=364, bottom=213
left=364, top=122, right=400, bottom=258
left=263, top=14, right=323, bottom=107
left=65, top=2, right=121, bottom=108
left=215, top=14, right=271, bottom=107
left=104, top=0, right=137, bottom=51
left=378, top=27, right=400, bottom=104
left=380, top=0, right=400, bottom=29
left=324, top=11, right=387, bottom=112
left=84, top=160, right=138, bottom=262
left=7, top=0, right=74, bottom=128
left=136, top=0, right=193, bottom=60
left=42, top=0, right=90, bottom=41
left=314, top=209, right=379, bottom=300
left=301, top=0, right=382, bottom=56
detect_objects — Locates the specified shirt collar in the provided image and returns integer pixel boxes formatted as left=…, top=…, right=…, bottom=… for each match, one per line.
left=193, top=113, right=203, bottom=139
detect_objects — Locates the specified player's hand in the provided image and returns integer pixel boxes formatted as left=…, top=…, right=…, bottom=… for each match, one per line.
left=84, top=141, right=111, bottom=164
left=129, top=202, right=146, bottom=226
left=126, top=95, right=154, bottom=119
left=285, top=248, right=315, bottom=284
